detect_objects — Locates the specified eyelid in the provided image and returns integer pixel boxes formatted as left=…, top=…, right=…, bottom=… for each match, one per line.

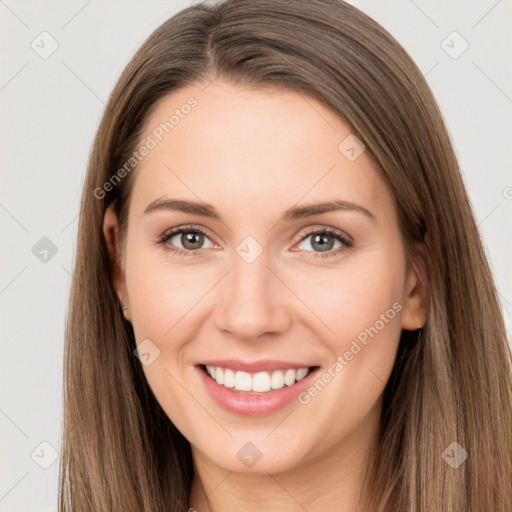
left=159, top=223, right=215, bottom=242
left=296, top=225, right=354, bottom=245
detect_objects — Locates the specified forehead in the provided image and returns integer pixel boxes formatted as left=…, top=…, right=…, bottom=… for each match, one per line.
left=129, top=79, right=393, bottom=225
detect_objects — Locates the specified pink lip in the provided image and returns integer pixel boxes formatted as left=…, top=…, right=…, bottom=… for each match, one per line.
left=196, top=364, right=321, bottom=417
left=197, top=359, right=314, bottom=373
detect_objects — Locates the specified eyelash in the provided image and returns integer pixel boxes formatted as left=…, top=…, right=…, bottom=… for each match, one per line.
left=155, top=224, right=354, bottom=259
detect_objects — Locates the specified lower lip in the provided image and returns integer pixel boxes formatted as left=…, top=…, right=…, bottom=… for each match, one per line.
left=196, top=365, right=320, bottom=417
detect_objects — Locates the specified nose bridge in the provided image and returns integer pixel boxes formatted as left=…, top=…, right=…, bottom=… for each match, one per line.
left=214, top=239, right=288, bottom=340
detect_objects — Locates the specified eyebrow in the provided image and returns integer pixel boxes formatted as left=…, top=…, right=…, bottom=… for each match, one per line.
left=144, top=197, right=376, bottom=223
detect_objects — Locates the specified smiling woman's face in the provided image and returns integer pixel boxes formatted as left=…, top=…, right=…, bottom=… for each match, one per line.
left=104, top=79, right=426, bottom=476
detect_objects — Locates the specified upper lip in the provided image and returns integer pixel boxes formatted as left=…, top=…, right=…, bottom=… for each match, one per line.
left=197, top=359, right=317, bottom=373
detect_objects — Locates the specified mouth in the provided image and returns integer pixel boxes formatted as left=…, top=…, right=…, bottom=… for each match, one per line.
left=197, top=364, right=320, bottom=395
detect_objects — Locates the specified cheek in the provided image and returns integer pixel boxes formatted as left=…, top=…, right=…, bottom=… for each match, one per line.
left=288, top=251, right=405, bottom=415
left=124, top=242, right=212, bottom=340
left=124, top=247, right=211, bottom=430
left=291, top=253, right=405, bottom=348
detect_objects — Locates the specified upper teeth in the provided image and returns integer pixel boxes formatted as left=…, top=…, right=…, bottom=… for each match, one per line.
left=205, top=365, right=310, bottom=393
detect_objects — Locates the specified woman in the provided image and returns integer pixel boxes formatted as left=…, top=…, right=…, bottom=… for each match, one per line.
left=59, top=0, right=512, bottom=510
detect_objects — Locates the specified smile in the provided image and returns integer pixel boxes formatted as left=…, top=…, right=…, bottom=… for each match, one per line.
left=196, top=362, right=321, bottom=416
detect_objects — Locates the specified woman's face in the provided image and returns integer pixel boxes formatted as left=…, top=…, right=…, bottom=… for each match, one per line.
left=104, top=79, right=426, bottom=475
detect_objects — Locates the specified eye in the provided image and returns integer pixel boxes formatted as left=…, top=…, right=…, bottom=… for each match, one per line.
left=155, top=224, right=354, bottom=259
left=156, top=225, right=216, bottom=256
left=293, top=226, right=354, bottom=259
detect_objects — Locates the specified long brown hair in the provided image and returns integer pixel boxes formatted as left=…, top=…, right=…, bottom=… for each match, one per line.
left=59, top=0, right=512, bottom=510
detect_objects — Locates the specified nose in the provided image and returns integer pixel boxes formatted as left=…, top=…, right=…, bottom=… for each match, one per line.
left=212, top=246, right=292, bottom=341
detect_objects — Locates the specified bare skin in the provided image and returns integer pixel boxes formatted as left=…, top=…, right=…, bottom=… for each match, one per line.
left=103, top=78, right=428, bottom=512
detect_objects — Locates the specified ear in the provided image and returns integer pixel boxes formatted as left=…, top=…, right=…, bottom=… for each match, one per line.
left=103, top=202, right=131, bottom=322
left=401, top=235, right=429, bottom=331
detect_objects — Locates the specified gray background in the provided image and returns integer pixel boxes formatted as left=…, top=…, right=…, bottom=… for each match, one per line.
left=1, top=0, right=511, bottom=510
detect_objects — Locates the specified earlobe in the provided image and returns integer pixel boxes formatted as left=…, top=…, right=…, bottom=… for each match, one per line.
left=401, top=240, right=429, bottom=331
left=103, top=203, right=131, bottom=319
